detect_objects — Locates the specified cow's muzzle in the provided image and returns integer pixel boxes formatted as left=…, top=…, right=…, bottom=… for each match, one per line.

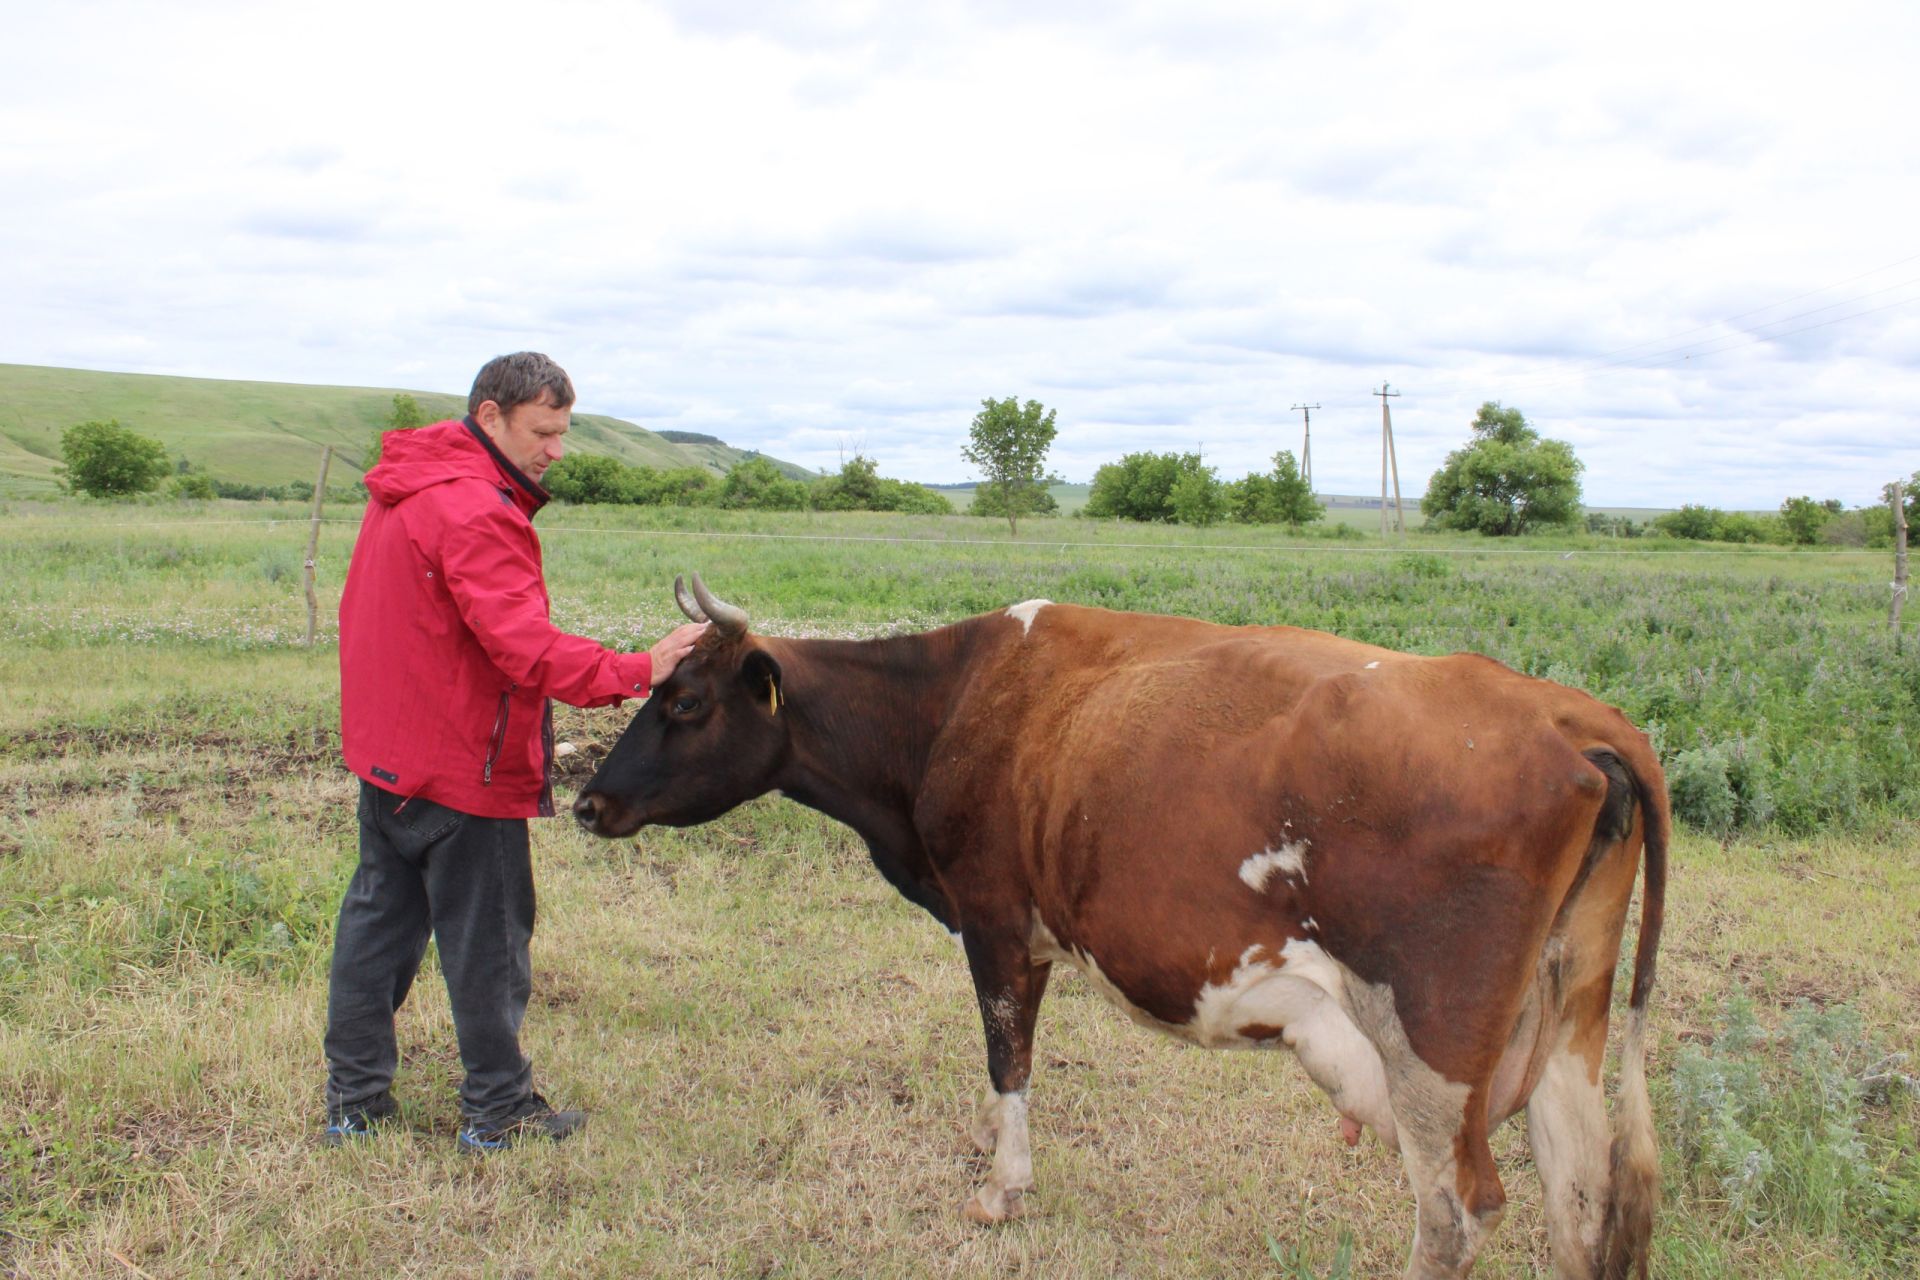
left=571, top=790, right=628, bottom=837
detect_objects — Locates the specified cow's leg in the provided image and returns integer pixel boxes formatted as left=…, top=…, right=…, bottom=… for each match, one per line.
left=1527, top=1044, right=1610, bottom=1278
left=1345, top=981, right=1506, bottom=1279
left=1398, top=1091, right=1504, bottom=1279
left=958, top=928, right=1051, bottom=1224
left=1528, top=837, right=1645, bottom=1277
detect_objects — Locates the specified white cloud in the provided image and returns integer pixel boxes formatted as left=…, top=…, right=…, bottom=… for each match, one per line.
left=2, top=0, right=1917, bottom=507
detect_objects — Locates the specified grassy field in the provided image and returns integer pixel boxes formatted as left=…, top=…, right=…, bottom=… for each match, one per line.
left=1, top=499, right=1915, bottom=1278
left=0, top=364, right=796, bottom=498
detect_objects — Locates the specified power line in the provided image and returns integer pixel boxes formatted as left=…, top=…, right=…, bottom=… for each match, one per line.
left=1623, top=293, right=1920, bottom=372
left=0, top=514, right=1889, bottom=556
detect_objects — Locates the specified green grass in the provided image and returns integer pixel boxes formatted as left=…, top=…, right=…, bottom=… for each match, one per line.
left=0, top=363, right=799, bottom=497
left=1, top=500, right=1915, bottom=1277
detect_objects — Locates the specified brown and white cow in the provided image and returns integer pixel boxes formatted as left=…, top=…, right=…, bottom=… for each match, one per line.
left=575, top=575, right=1668, bottom=1280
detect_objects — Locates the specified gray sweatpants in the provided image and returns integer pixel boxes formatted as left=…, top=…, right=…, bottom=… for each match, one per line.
left=324, top=781, right=536, bottom=1122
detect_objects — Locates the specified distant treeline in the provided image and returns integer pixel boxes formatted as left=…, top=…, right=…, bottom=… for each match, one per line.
left=543, top=453, right=956, bottom=515
left=1618, top=487, right=1916, bottom=548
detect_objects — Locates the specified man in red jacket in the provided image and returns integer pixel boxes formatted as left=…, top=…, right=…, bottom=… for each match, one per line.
left=326, top=351, right=707, bottom=1150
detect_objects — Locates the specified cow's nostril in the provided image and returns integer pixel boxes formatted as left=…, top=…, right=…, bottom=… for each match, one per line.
left=572, top=793, right=602, bottom=827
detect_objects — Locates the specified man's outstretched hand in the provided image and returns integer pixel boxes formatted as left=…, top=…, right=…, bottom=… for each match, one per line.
left=647, top=622, right=710, bottom=687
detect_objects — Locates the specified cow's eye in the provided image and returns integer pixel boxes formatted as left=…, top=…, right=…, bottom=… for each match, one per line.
left=670, top=694, right=701, bottom=715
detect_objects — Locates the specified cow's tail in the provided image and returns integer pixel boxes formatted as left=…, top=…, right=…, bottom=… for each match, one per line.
left=1600, top=743, right=1667, bottom=1280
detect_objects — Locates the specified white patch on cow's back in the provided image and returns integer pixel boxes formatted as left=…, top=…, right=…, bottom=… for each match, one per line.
left=1238, top=840, right=1310, bottom=891
left=1005, top=599, right=1052, bottom=635
left=1364, top=660, right=1381, bottom=669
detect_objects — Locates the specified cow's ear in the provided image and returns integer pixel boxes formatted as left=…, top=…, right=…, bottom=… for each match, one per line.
left=742, top=649, right=784, bottom=716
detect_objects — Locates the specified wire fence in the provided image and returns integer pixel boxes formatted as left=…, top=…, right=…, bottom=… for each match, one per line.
left=1, top=513, right=1898, bottom=558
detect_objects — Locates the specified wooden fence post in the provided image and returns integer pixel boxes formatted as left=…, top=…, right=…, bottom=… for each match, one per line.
left=305, top=445, right=334, bottom=647
left=1892, top=480, right=1910, bottom=643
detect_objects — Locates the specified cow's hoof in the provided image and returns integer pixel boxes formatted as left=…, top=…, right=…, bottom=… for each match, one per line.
left=963, top=1186, right=1024, bottom=1224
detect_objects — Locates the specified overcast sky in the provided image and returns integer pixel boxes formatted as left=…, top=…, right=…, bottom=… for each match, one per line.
left=5, top=0, right=1917, bottom=507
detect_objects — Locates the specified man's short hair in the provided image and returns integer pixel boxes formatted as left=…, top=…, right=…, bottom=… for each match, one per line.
left=469, top=352, right=576, bottom=416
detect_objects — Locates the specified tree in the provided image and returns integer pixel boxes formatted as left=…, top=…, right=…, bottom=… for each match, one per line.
left=1653, top=504, right=1724, bottom=541
left=1421, top=402, right=1584, bottom=536
left=367, top=393, right=430, bottom=470
left=970, top=482, right=1058, bottom=520
left=544, top=454, right=646, bottom=504
left=1226, top=449, right=1324, bottom=529
left=961, top=396, right=1058, bottom=535
left=813, top=454, right=954, bottom=514
left=1169, top=465, right=1227, bottom=526
left=1778, top=496, right=1841, bottom=545
left=1085, top=451, right=1210, bottom=522
left=170, top=472, right=217, bottom=500
left=58, top=419, right=170, bottom=496
left=721, top=456, right=810, bottom=510
left=812, top=454, right=886, bottom=511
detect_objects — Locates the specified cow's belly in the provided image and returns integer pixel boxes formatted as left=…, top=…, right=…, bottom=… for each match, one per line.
left=1028, top=914, right=1398, bottom=1144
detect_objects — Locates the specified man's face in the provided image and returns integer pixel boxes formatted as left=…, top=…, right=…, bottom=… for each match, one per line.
left=476, top=396, right=570, bottom=483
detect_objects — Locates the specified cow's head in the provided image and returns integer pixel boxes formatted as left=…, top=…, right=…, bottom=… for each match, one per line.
left=572, top=573, right=787, bottom=838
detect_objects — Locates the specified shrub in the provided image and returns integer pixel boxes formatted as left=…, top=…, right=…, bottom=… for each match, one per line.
left=812, top=456, right=951, bottom=514
left=544, top=453, right=648, bottom=504
left=1674, top=994, right=1918, bottom=1249
left=1667, top=738, right=1775, bottom=834
left=721, top=456, right=810, bottom=511
left=58, top=419, right=171, bottom=497
left=1086, top=451, right=1209, bottom=522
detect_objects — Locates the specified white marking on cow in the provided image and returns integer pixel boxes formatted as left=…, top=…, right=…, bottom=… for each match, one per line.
left=1340, top=964, right=1483, bottom=1271
left=1237, top=840, right=1310, bottom=891
left=1005, top=599, right=1052, bottom=635
left=1301, top=916, right=1319, bottom=932
left=965, top=1088, right=1032, bottom=1221
left=1364, top=660, right=1381, bottom=669
left=1526, top=1048, right=1610, bottom=1267
left=1029, top=916, right=1427, bottom=1161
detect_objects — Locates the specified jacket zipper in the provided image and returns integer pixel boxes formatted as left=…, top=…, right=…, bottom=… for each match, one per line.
left=484, top=687, right=514, bottom=785
left=537, top=699, right=556, bottom=817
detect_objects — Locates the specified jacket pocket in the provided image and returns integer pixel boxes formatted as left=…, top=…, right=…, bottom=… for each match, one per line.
left=483, top=688, right=513, bottom=786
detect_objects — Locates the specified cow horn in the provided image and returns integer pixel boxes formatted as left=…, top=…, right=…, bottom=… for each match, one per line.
left=690, top=572, right=748, bottom=635
left=673, top=574, right=708, bottom=623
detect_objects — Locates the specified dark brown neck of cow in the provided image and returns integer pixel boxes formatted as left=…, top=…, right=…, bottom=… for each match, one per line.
left=759, top=622, right=985, bottom=928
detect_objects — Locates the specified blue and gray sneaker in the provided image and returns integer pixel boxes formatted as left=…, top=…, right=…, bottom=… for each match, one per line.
left=457, top=1092, right=587, bottom=1153
left=322, top=1094, right=398, bottom=1147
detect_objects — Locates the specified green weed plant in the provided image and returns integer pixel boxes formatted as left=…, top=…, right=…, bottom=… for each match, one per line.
left=1673, top=994, right=1919, bottom=1267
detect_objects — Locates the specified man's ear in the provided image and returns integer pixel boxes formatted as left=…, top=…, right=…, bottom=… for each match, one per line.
left=742, top=649, right=784, bottom=715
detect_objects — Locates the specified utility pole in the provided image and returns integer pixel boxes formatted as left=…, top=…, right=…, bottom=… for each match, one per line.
left=1290, top=403, right=1320, bottom=494
left=1374, top=383, right=1403, bottom=537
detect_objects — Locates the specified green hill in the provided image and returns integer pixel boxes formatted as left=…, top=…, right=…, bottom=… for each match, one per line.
left=0, top=363, right=805, bottom=497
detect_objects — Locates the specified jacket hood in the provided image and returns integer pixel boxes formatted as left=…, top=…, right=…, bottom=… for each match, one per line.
left=365, top=418, right=547, bottom=512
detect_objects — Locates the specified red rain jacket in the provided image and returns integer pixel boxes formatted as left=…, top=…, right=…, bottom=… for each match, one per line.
left=339, top=417, right=652, bottom=817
